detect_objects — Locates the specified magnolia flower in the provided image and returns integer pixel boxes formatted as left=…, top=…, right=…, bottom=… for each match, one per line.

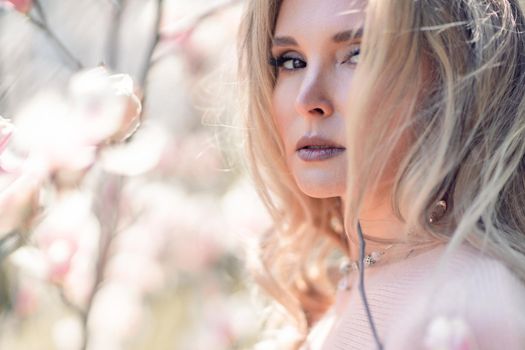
left=424, top=315, right=479, bottom=350
left=87, top=282, right=143, bottom=348
left=1, top=0, right=32, bottom=13
left=100, top=122, right=168, bottom=176
left=0, top=116, right=43, bottom=236
left=9, top=246, right=50, bottom=280
left=13, top=276, right=41, bottom=317
left=105, top=250, right=165, bottom=295
left=13, top=91, right=97, bottom=173
left=0, top=116, right=13, bottom=158
left=12, top=67, right=142, bottom=175
left=68, top=67, right=142, bottom=144
left=52, top=317, right=83, bottom=350
left=32, top=191, right=100, bottom=285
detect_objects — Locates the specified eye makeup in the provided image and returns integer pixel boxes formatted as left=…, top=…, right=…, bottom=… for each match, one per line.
left=269, top=55, right=307, bottom=70
left=269, top=44, right=361, bottom=71
left=342, top=45, right=361, bottom=65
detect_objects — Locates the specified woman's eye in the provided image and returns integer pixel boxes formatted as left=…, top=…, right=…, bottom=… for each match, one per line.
left=343, top=46, right=361, bottom=65
left=269, top=56, right=307, bottom=71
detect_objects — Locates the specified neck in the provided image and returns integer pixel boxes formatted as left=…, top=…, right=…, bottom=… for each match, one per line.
left=341, top=194, right=410, bottom=261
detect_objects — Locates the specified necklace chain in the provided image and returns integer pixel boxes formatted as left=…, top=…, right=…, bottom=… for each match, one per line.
left=337, top=244, right=395, bottom=291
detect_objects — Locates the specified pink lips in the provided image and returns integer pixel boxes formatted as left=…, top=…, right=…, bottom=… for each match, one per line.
left=296, top=136, right=346, bottom=162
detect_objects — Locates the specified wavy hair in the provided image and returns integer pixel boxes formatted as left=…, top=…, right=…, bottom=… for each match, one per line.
left=238, top=0, right=525, bottom=348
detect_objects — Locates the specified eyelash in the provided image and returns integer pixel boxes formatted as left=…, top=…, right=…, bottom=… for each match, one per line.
left=269, top=46, right=361, bottom=71
left=269, top=56, right=306, bottom=70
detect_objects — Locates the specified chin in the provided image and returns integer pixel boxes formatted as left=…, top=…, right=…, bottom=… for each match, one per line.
left=293, top=171, right=346, bottom=199
left=288, top=156, right=347, bottom=198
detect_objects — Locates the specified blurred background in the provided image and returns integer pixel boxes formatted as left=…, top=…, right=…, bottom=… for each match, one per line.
left=0, top=0, right=272, bottom=349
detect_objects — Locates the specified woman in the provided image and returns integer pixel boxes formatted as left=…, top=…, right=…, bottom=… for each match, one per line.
left=238, top=0, right=525, bottom=349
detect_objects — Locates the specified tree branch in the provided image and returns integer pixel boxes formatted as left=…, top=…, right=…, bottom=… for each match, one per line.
left=28, top=0, right=84, bottom=70
left=80, top=173, right=124, bottom=350
left=138, top=0, right=164, bottom=87
left=54, top=282, right=87, bottom=319
left=32, top=0, right=47, bottom=24
left=105, top=0, right=126, bottom=70
left=150, top=0, right=242, bottom=68
left=0, top=230, right=24, bottom=262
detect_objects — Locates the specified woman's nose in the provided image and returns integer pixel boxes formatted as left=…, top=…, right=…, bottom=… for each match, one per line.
left=294, top=69, right=335, bottom=118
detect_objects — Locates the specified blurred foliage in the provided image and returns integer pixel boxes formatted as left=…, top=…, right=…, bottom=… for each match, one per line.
left=0, top=0, right=271, bottom=349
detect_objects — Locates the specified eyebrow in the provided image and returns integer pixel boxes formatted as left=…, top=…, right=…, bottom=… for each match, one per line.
left=272, top=27, right=364, bottom=47
left=332, top=27, right=363, bottom=43
left=272, top=36, right=298, bottom=47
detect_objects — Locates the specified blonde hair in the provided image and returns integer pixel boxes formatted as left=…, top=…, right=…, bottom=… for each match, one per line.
left=238, top=0, right=525, bottom=348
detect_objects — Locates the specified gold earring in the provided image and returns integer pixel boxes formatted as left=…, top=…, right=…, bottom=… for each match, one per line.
left=429, top=200, right=447, bottom=224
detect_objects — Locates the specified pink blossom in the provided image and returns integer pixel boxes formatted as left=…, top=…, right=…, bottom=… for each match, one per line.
left=1, top=0, right=32, bottom=13
left=14, top=282, right=39, bottom=317
left=424, top=315, right=479, bottom=350
left=100, top=122, right=168, bottom=176
left=62, top=253, right=96, bottom=308
left=33, top=191, right=100, bottom=285
left=9, top=246, right=50, bottom=280
left=0, top=116, right=13, bottom=158
left=12, top=68, right=142, bottom=174
left=68, top=67, right=142, bottom=144
left=8, top=274, right=48, bottom=318
left=12, top=91, right=97, bottom=172
left=0, top=116, right=44, bottom=236
left=105, top=251, right=165, bottom=294
left=52, top=317, right=83, bottom=350
left=46, top=237, right=79, bottom=283
left=87, top=282, right=143, bottom=347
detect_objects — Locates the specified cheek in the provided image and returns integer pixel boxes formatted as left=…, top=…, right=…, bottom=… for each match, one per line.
left=332, top=71, right=357, bottom=129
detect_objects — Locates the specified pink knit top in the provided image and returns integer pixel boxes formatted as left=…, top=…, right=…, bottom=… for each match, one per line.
left=302, top=242, right=525, bottom=349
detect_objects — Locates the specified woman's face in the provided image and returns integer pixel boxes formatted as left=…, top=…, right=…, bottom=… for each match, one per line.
left=271, top=0, right=366, bottom=198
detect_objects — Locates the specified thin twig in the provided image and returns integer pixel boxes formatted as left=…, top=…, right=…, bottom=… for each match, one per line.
left=138, top=0, right=164, bottom=87
left=28, top=1, right=84, bottom=70
left=54, top=282, right=87, bottom=318
left=80, top=173, right=124, bottom=350
left=107, top=0, right=122, bottom=8
left=0, top=62, right=8, bottom=105
left=32, top=0, right=47, bottom=24
left=105, top=0, right=126, bottom=69
left=150, top=0, right=242, bottom=68
left=0, top=230, right=23, bottom=262
left=129, top=0, right=163, bottom=137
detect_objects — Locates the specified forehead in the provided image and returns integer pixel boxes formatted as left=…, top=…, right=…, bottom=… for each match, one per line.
left=275, top=0, right=366, bottom=35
